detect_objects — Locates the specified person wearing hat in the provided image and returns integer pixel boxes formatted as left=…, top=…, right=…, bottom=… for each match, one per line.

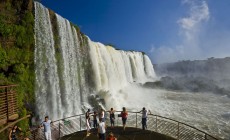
left=139, top=107, right=151, bottom=130
left=106, top=132, right=117, bottom=140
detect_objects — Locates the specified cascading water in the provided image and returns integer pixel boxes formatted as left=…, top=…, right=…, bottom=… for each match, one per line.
left=34, top=2, right=62, bottom=120
left=34, top=2, right=156, bottom=120
left=33, top=2, right=230, bottom=139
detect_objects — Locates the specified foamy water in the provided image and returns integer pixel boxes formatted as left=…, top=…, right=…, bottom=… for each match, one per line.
left=108, top=84, right=230, bottom=139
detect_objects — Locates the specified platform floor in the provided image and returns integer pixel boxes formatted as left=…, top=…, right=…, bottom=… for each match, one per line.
left=61, top=126, right=175, bottom=140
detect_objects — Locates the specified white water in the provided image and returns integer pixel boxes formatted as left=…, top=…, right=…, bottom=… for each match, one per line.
left=34, top=2, right=229, bottom=139
left=88, top=40, right=155, bottom=91
left=34, top=2, right=62, bottom=119
left=34, top=2, right=155, bottom=120
left=34, top=2, right=90, bottom=120
left=118, top=85, right=230, bottom=139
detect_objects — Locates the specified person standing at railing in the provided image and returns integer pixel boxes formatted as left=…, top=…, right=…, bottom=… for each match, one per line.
left=108, top=108, right=116, bottom=128
left=86, top=115, right=91, bottom=136
left=98, top=118, right=106, bottom=140
left=92, top=111, right=98, bottom=128
left=99, top=108, right=105, bottom=122
left=120, top=107, right=128, bottom=131
left=85, top=109, right=93, bottom=136
left=139, top=107, right=151, bottom=130
left=40, top=116, right=53, bottom=140
left=9, top=125, right=22, bottom=140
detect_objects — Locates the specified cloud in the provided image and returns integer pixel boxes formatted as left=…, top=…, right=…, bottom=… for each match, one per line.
left=178, top=0, right=209, bottom=42
left=150, top=0, right=211, bottom=64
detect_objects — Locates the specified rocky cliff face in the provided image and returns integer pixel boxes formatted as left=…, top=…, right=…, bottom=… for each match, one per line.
left=150, top=57, right=230, bottom=97
left=155, top=57, right=230, bottom=80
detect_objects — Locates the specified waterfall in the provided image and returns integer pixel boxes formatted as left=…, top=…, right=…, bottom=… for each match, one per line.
left=34, top=2, right=156, bottom=120
left=34, top=2, right=61, bottom=120
left=88, top=41, right=155, bottom=91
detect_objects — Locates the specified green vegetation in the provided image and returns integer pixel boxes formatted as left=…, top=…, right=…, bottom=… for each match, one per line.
left=0, top=0, right=96, bottom=139
left=0, top=0, right=34, bottom=138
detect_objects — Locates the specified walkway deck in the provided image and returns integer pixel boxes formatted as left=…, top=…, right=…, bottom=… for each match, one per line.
left=61, top=127, right=176, bottom=140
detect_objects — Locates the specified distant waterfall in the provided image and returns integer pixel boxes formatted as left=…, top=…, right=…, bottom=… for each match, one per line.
left=88, top=41, right=155, bottom=91
left=34, top=2, right=156, bottom=120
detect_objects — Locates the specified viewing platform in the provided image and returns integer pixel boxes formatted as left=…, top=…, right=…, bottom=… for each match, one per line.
left=27, top=112, right=219, bottom=140
left=61, top=126, right=176, bottom=140
left=0, top=86, right=220, bottom=140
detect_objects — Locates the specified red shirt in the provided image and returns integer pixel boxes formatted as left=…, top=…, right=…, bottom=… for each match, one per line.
left=106, top=137, right=116, bottom=140
left=121, top=111, right=128, bottom=118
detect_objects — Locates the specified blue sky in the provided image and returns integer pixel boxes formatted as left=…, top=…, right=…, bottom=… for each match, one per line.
left=40, top=0, right=230, bottom=64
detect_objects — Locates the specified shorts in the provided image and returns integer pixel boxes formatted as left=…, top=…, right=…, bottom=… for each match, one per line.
left=122, top=118, right=127, bottom=125
left=110, top=117, right=115, bottom=124
left=142, top=118, right=147, bottom=125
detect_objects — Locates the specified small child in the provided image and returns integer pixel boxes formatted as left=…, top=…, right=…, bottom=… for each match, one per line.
left=106, top=132, right=117, bottom=140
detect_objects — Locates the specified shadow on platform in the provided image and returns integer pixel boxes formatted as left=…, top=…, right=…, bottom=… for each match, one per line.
left=61, top=127, right=176, bottom=140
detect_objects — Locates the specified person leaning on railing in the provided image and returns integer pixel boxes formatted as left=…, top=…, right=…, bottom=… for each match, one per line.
left=39, top=116, right=53, bottom=140
left=139, top=107, right=151, bottom=130
left=120, top=107, right=128, bottom=131
left=92, top=111, right=98, bottom=128
left=107, top=108, right=116, bottom=128
left=85, top=109, right=93, bottom=136
left=9, top=125, right=22, bottom=140
left=99, top=108, right=105, bottom=122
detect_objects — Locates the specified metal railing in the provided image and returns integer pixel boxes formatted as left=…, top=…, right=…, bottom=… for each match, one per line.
left=0, top=85, right=18, bottom=125
left=27, top=111, right=219, bottom=140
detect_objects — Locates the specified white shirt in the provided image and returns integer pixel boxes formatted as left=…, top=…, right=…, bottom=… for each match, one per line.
left=101, top=111, right=105, bottom=118
left=98, top=122, right=106, bottom=134
left=141, top=110, right=148, bottom=118
left=41, top=120, right=51, bottom=132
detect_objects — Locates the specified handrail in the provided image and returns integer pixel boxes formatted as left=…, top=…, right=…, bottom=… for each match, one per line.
left=0, top=85, right=18, bottom=89
left=0, top=85, right=18, bottom=124
left=113, top=111, right=218, bottom=139
left=149, top=114, right=218, bottom=140
left=0, top=115, right=31, bottom=133
left=28, top=111, right=219, bottom=140
left=52, top=113, right=84, bottom=123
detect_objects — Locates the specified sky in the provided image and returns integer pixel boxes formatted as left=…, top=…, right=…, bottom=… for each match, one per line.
left=40, top=0, right=230, bottom=64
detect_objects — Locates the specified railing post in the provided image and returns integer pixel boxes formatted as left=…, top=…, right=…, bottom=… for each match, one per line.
left=59, top=121, right=61, bottom=139
left=80, top=115, right=81, bottom=131
left=177, top=122, right=180, bottom=140
left=5, top=87, right=9, bottom=122
left=136, top=113, right=137, bottom=128
left=33, top=130, right=36, bottom=140
left=156, top=116, right=158, bottom=132
left=117, top=117, right=118, bottom=127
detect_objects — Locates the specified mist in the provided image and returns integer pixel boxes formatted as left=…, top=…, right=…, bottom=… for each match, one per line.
left=101, top=83, right=230, bottom=139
